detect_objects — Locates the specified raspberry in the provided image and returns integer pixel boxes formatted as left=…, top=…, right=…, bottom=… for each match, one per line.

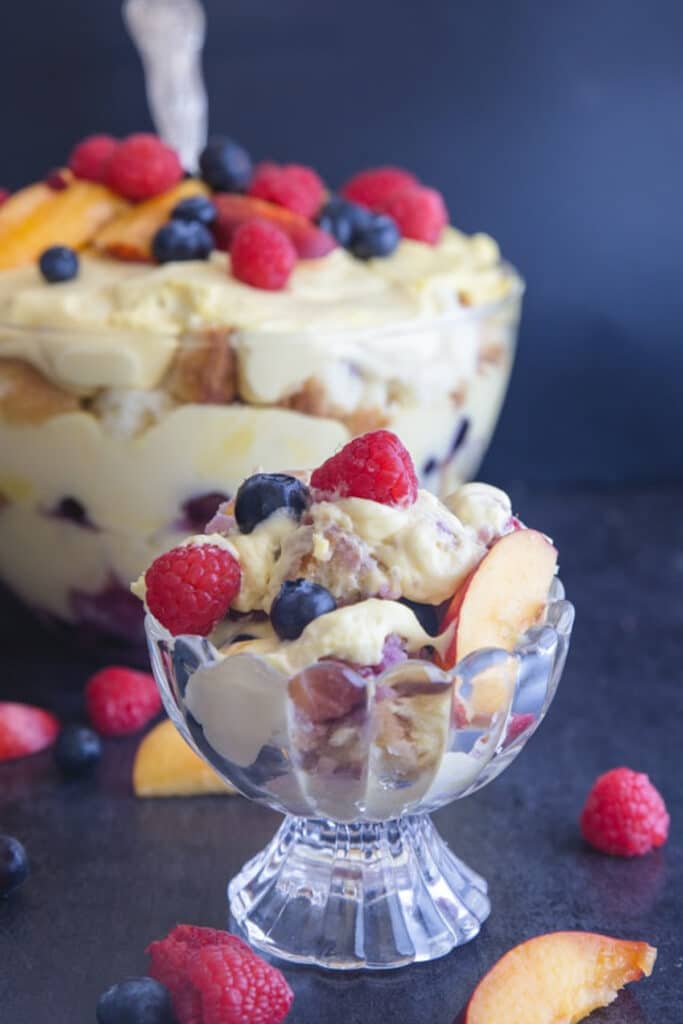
left=230, top=220, right=297, bottom=291
left=147, top=925, right=291, bottom=1024
left=580, top=767, right=670, bottom=857
left=45, top=168, right=71, bottom=191
left=188, top=943, right=293, bottom=1024
left=0, top=189, right=9, bottom=207
left=145, top=543, right=242, bottom=635
left=0, top=703, right=60, bottom=762
left=105, top=133, right=183, bottom=200
left=340, top=166, right=418, bottom=209
left=378, top=185, right=448, bottom=244
left=85, top=666, right=161, bottom=737
left=248, top=162, right=325, bottom=218
left=68, top=134, right=118, bottom=183
left=310, top=429, right=418, bottom=506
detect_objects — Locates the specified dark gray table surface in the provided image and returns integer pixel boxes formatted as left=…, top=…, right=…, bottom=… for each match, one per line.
left=1, top=484, right=681, bottom=1023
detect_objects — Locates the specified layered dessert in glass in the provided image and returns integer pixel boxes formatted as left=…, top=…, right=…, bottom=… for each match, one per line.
left=0, top=134, right=522, bottom=642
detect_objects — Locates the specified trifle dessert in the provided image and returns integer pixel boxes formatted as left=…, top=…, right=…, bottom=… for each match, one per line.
left=136, top=430, right=559, bottom=822
left=0, top=133, right=523, bottom=641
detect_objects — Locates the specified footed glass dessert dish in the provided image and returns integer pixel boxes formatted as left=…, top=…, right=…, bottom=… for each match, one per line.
left=145, top=578, right=573, bottom=970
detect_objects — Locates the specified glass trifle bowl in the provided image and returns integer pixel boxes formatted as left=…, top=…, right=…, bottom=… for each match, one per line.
left=0, top=255, right=522, bottom=644
left=144, top=577, right=573, bottom=970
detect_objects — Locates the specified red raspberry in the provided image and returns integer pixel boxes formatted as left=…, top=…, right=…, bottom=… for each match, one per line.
left=248, top=161, right=325, bottom=218
left=580, top=767, right=670, bottom=857
left=188, top=943, right=293, bottom=1024
left=340, top=166, right=418, bottom=209
left=105, top=133, right=183, bottom=200
left=148, top=924, right=250, bottom=1024
left=310, top=430, right=418, bottom=506
left=45, top=168, right=71, bottom=191
left=0, top=188, right=11, bottom=206
left=85, top=666, right=160, bottom=737
left=0, top=702, right=60, bottom=762
left=145, top=543, right=242, bottom=635
left=378, top=185, right=448, bottom=244
left=230, top=220, right=297, bottom=291
left=68, top=134, right=119, bottom=183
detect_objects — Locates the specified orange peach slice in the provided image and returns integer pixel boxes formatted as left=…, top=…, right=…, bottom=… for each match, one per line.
left=93, top=179, right=210, bottom=262
left=0, top=182, right=55, bottom=240
left=440, top=529, right=557, bottom=668
left=133, top=718, right=236, bottom=798
left=213, top=194, right=337, bottom=259
left=0, top=181, right=128, bottom=270
left=455, top=931, right=656, bottom=1024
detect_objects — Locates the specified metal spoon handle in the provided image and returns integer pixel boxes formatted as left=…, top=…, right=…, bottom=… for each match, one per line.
left=123, top=0, right=208, bottom=171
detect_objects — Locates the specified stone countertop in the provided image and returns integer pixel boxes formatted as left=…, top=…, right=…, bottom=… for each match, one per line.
left=1, top=484, right=681, bottom=1023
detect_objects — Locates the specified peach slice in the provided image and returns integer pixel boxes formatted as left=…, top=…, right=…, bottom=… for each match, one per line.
left=93, top=179, right=210, bottom=262
left=213, top=194, right=337, bottom=259
left=455, top=931, right=656, bottom=1024
left=0, top=182, right=55, bottom=240
left=440, top=529, right=557, bottom=669
left=0, top=181, right=128, bottom=270
left=133, top=718, right=236, bottom=797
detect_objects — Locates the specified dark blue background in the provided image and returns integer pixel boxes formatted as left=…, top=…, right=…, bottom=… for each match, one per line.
left=3, top=0, right=681, bottom=482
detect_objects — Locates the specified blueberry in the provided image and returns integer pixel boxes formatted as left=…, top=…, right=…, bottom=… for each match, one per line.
left=234, top=473, right=310, bottom=535
left=54, top=724, right=102, bottom=778
left=39, top=245, right=79, bottom=283
left=199, top=136, right=252, bottom=192
left=152, top=220, right=214, bottom=263
left=350, top=214, right=400, bottom=260
left=171, top=195, right=217, bottom=227
left=399, top=598, right=440, bottom=636
left=96, top=977, right=174, bottom=1024
left=271, top=579, right=337, bottom=640
left=0, top=835, right=29, bottom=897
left=317, top=196, right=372, bottom=247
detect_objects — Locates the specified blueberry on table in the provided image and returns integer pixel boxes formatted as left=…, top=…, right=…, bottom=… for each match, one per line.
left=234, top=473, right=310, bottom=534
left=271, top=579, right=337, bottom=640
left=54, top=724, right=102, bottom=778
left=38, top=245, right=79, bottom=283
left=0, top=835, right=29, bottom=897
left=199, top=135, right=252, bottom=192
left=350, top=214, right=400, bottom=260
left=152, top=220, right=214, bottom=263
left=171, top=195, right=217, bottom=226
left=96, top=976, right=174, bottom=1024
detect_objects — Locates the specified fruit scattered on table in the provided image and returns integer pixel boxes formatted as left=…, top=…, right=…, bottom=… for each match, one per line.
left=38, top=244, right=79, bottom=283
left=85, top=667, right=161, bottom=737
left=0, top=702, right=60, bottom=761
left=54, top=724, right=102, bottom=778
left=454, top=931, right=657, bottom=1024
left=0, top=835, right=30, bottom=897
left=310, top=429, right=419, bottom=506
left=230, top=219, right=297, bottom=291
left=147, top=924, right=293, bottom=1024
left=144, top=543, right=241, bottom=636
left=580, top=767, right=669, bottom=857
left=96, top=976, right=175, bottom=1024
left=133, top=719, right=236, bottom=798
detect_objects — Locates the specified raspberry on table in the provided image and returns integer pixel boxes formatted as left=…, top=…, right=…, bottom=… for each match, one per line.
left=248, top=162, right=325, bottom=219
left=378, top=185, right=448, bottom=244
left=105, top=133, right=183, bottom=200
left=145, top=543, right=242, bottom=635
left=580, top=766, right=670, bottom=857
left=188, top=943, right=293, bottom=1024
left=340, top=166, right=418, bottom=209
left=0, top=702, right=60, bottom=762
left=68, top=134, right=119, bottom=183
left=310, top=429, right=418, bottom=506
left=230, top=220, right=297, bottom=291
left=85, top=666, right=161, bottom=737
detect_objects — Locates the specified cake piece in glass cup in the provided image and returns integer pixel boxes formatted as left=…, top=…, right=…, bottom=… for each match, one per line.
left=137, top=431, right=574, bottom=969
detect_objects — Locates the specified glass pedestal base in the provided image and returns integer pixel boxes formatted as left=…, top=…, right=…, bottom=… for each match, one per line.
left=228, top=814, right=490, bottom=970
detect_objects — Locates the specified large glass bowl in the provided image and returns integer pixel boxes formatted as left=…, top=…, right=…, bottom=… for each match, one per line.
left=0, top=274, right=522, bottom=645
left=145, top=578, right=573, bottom=970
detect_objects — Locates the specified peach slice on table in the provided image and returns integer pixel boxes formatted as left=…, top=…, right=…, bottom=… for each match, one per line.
left=93, top=179, right=210, bottom=262
left=0, top=181, right=128, bottom=270
left=133, top=718, right=236, bottom=797
left=440, top=528, right=558, bottom=670
left=213, top=194, right=337, bottom=259
left=455, top=931, right=656, bottom=1024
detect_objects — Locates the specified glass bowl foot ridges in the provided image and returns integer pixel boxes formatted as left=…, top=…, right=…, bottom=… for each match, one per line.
left=228, top=813, right=489, bottom=970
